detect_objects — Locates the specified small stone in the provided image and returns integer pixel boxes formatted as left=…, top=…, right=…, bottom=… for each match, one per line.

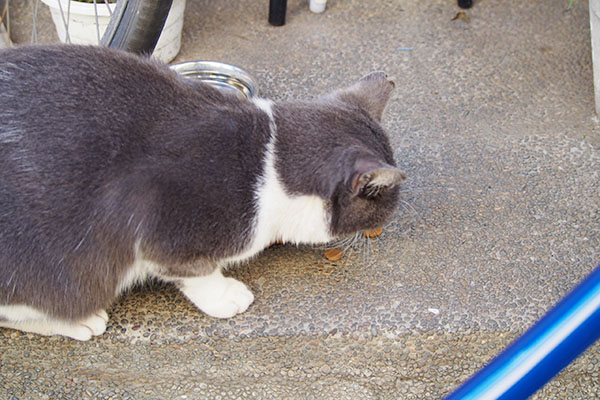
left=320, top=365, right=332, bottom=374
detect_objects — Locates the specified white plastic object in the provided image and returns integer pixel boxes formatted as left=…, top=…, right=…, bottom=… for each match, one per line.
left=39, top=0, right=186, bottom=63
left=0, top=22, right=10, bottom=49
left=309, top=0, right=327, bottom=13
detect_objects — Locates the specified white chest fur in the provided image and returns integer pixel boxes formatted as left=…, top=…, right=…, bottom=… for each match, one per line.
left=223, top=99, right=333, bottom=265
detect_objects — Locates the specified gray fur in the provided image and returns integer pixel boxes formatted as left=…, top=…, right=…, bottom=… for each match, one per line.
left=0, top=45, right=404, bottom=321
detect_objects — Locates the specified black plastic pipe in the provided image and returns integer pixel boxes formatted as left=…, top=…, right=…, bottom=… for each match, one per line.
left=458, top=0, right=473, bottom=9
left=269, top=0, right=287, bottom=26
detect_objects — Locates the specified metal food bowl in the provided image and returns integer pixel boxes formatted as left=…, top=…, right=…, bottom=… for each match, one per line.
left=170, top=61, right=258, bottom=99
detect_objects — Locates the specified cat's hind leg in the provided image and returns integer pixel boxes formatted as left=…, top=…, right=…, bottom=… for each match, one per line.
left=0, top=305, right=108, bottom=341
left=179, top=268, right=254, bottom=319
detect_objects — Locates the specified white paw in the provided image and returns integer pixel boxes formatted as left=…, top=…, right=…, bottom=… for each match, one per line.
left=202, top=277, right=254, bottom=318
left=0, top=309, right=109, bottom=341
left=79, top=310, right=109, bottom=337
left=62, top=310, right=109, bottom=341
left=63, top=324, right=95, bottom=341
left=180, top=270, right=254, bottom=319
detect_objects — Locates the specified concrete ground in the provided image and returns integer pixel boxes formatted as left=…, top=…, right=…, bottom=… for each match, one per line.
left=2, top=0, right=600, bottom=398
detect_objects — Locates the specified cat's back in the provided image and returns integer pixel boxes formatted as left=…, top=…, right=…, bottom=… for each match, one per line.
left=0, top=45, right=266, bottom=220
left=1, top=45, right=153, bottom=95
left=0, top=45, right=244, bottom=175
left=0, top=45, right=202, bottom=122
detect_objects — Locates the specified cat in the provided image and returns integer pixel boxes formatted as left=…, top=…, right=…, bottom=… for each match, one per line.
left=0, top=45, right=406, bottom=340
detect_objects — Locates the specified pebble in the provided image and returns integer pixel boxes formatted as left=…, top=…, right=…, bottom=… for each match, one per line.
left=320, top=365, right=332, bottom=374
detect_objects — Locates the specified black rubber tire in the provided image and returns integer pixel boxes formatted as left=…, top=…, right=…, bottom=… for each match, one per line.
left=101, top=0, right=173, bottom=56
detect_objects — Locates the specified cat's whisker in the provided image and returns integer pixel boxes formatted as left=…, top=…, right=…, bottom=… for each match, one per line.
left=397, top=199, right=423, bottom=223
left=319, top=231, right=362, bottom=253
left=342, top=232, right=363, bottom=253
left=341, top=233, right=359, bottom=246
left=362, top=236, right=373, bottom=265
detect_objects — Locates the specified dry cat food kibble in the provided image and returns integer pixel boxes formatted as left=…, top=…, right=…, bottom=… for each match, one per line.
left=324, top=248, right=343, bottom=261
left=324, top=227, right=384, bottom=260
left=364, top=227, right=383, bottom=238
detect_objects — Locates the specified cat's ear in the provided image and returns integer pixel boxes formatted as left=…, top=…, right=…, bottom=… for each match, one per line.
left=349, top=158, right=407, bottom=197
left=334, top=72, right=395, bottom=121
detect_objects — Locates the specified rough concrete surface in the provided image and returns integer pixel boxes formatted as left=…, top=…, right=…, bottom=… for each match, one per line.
left=2, top=0, right=600, bottom=399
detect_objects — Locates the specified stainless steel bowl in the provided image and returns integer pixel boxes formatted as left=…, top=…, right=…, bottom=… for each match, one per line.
left=170, top=61, right=258, bottom=99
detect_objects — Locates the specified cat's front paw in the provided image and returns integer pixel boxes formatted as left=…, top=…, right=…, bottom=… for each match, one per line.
left=69, top=310, right=109, bottom=341
left=180, top=270, right=254, bottom=319
left=81, top=310, right=109, bottom=337
left=199, top=277, right=254, bottom=319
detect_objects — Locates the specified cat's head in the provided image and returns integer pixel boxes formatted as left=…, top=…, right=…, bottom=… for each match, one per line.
left=274, top=72, right=406, bottom=240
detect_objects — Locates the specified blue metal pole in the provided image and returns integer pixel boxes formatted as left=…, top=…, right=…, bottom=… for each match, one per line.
left=445, top=264, right=600, bottom=400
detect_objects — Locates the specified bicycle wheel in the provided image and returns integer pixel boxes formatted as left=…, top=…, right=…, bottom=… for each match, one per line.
left=101, top=0, right=173, bottom=55
left=27, top=0, right=172, bottom=55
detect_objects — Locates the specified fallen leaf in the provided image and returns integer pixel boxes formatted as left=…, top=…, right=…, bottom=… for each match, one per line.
left=451, top=11, right=470, bottom=23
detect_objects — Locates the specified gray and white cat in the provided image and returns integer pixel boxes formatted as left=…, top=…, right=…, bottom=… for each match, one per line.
left=0, top=45, right=406, bottom=340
